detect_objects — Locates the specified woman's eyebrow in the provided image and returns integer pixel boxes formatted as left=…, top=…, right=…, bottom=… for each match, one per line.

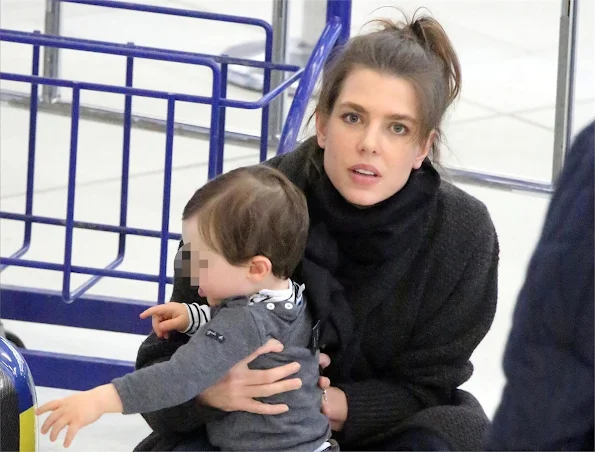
left=338, top=101, right=417, bottom=123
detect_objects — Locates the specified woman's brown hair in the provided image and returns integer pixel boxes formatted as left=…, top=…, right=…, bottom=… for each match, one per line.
left=314, top=9, right=461, bottom=161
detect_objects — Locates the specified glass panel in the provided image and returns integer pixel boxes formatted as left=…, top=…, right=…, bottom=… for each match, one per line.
left=352, top=0, right=594, bottom=185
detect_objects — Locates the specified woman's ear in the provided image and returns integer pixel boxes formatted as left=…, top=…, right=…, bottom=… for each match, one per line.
left=315, top=111, right=328, bottom=149
left=413, top=130, right=436, bottom=169
left=247, top=255, right=273, bottom=282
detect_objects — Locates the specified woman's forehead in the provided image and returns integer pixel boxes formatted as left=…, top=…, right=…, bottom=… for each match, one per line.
left=338, top=67, right=418, bottom=119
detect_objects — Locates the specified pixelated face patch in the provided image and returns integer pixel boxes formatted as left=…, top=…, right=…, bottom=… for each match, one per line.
left=174, top=244, right=191, bottom=278
left=174, top=244, right=208, bottom=288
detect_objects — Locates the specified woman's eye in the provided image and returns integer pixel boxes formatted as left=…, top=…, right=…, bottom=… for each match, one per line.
left=342, top=113, right=360, bottom=124
left=391, top=123, right=407, bottom=134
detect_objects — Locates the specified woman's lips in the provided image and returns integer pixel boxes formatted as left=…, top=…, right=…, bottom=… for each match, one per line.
left=348, top=164, right=381, bottom=185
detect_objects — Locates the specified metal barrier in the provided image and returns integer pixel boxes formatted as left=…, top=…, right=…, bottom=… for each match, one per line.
left=0, top=0, right=580, bottom=391
left=0, top=0, right=348, bottom=391
left=222, top=0, right=581, bottom=194
left=3, top=0, right=351, bottom=150
left=3, top=0, right=580, bottom=195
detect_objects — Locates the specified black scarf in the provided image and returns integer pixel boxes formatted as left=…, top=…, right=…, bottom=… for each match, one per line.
left=291, top=143, right=441, bottom=382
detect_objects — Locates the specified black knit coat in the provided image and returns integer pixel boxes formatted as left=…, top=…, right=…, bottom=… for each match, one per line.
left=134, top=138, right=499, bottom=451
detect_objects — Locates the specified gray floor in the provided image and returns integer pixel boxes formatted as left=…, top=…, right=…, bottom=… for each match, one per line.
left=1, top=0, right=594, bottom=450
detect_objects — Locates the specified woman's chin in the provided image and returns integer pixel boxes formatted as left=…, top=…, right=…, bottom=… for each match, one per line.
left=340, top=187, right=387, bottom=208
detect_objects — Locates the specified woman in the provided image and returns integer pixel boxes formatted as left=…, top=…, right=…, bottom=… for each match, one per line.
left=134, top=12, right=498, bottom=452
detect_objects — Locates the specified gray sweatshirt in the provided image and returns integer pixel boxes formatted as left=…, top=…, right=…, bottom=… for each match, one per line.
left=112, top=284, right=331, bottom=451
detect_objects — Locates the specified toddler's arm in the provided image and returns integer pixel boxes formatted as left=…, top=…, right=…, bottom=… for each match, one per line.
left=182, top=303, right=212, bottom=335
left=114, top=306, right=264, bottom=415
left=36, top=384, right=123, bottom=448
left=140, top=302, right=207, bottom=338
left=37, top=306, right=266, bottom=448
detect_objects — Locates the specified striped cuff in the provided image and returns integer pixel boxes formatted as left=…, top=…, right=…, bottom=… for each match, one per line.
left=182, top=303, right=211, bottom=335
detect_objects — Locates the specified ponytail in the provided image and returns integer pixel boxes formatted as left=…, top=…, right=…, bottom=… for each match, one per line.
left=408, top=15, right=461, bottom=107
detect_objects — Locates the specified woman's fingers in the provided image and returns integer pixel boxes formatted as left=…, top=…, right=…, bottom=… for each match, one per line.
left=244, top=378, right=302, bottom=398
left=241, top=399, right=289, bottom=415
left=319, top=353, right=331, bottom=369
left=318, top=376, right=331, bottom=390
left=244, top=362, right=300, bottom=385
left=330, top=419, right=342, bottom=432
left=240, top=339, right=284, bottom=367
left=198, top=339, right=300, bottom=414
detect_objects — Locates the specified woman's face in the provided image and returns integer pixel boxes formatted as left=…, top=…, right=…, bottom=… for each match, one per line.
left=316, top=67, right=434, bottom=207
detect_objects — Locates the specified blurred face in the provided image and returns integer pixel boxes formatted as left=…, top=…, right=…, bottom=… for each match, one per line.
left=316, top=67, right=435, bottom=207
left=180, top=215, right=252, bottom=305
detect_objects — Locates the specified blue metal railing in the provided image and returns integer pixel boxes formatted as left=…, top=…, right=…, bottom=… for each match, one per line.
left=0, top=0, right=349, bottom=390
left=44, top=0, right=280, bottom=161
left=0, top=29, right=318, bottom=304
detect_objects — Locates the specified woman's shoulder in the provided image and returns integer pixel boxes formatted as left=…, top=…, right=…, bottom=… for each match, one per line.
left=264, top=138, right=319, bottom=189
left=435, top=180, right=497, bottom=248
left=425, top=181, right=499, bottom=297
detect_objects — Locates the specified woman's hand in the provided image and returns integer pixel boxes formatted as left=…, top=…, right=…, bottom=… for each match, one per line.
left=319, top=352, right=331, bottom=391
left=323, top=387, right=348, bottom=432
left=318, top=352, right=348, bottom=432
left=198, top=338, right=302, bottom=415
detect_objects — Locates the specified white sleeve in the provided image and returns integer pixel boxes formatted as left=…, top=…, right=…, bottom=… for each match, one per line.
left=182, top=303, right=211, bottom=335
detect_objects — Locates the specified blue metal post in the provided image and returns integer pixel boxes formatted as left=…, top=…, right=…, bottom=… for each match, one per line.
left=217, top=58, right=228, bottom=175
left=0, top=37, right=41, bottom=272
left=62, top=86, right=81, bottom=303
left=19, top=348, right=135, bottom=391
left=25, top=37, right=41, bottom=249
left=326, top=0, right=351, bottom=46
left=157, top=97, right=176, bottom=304
left=277, top=20, right=342, bottom=155
left=118, top=45, right=134, bottom=258
left=259, top=34, right=273, bottom=163
left=207, top=68, right=222, bottom=180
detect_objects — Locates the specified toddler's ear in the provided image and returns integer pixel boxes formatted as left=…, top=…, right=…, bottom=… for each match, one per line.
left=247, top=255, right=273, bottom=282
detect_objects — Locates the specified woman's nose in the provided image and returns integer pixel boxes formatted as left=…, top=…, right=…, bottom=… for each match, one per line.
left=357, top=125, right=381, bottom=155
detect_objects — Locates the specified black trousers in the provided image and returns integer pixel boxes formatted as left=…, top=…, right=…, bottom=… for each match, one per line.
left=165, top=426, right=452, bottom=451
left=349, top=428, right=452, bottom=451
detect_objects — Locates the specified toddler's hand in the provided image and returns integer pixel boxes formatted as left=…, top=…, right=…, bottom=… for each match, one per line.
left=140, top=302, right=190, bottom=338
left=36, top=385, right=122, bottom=448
